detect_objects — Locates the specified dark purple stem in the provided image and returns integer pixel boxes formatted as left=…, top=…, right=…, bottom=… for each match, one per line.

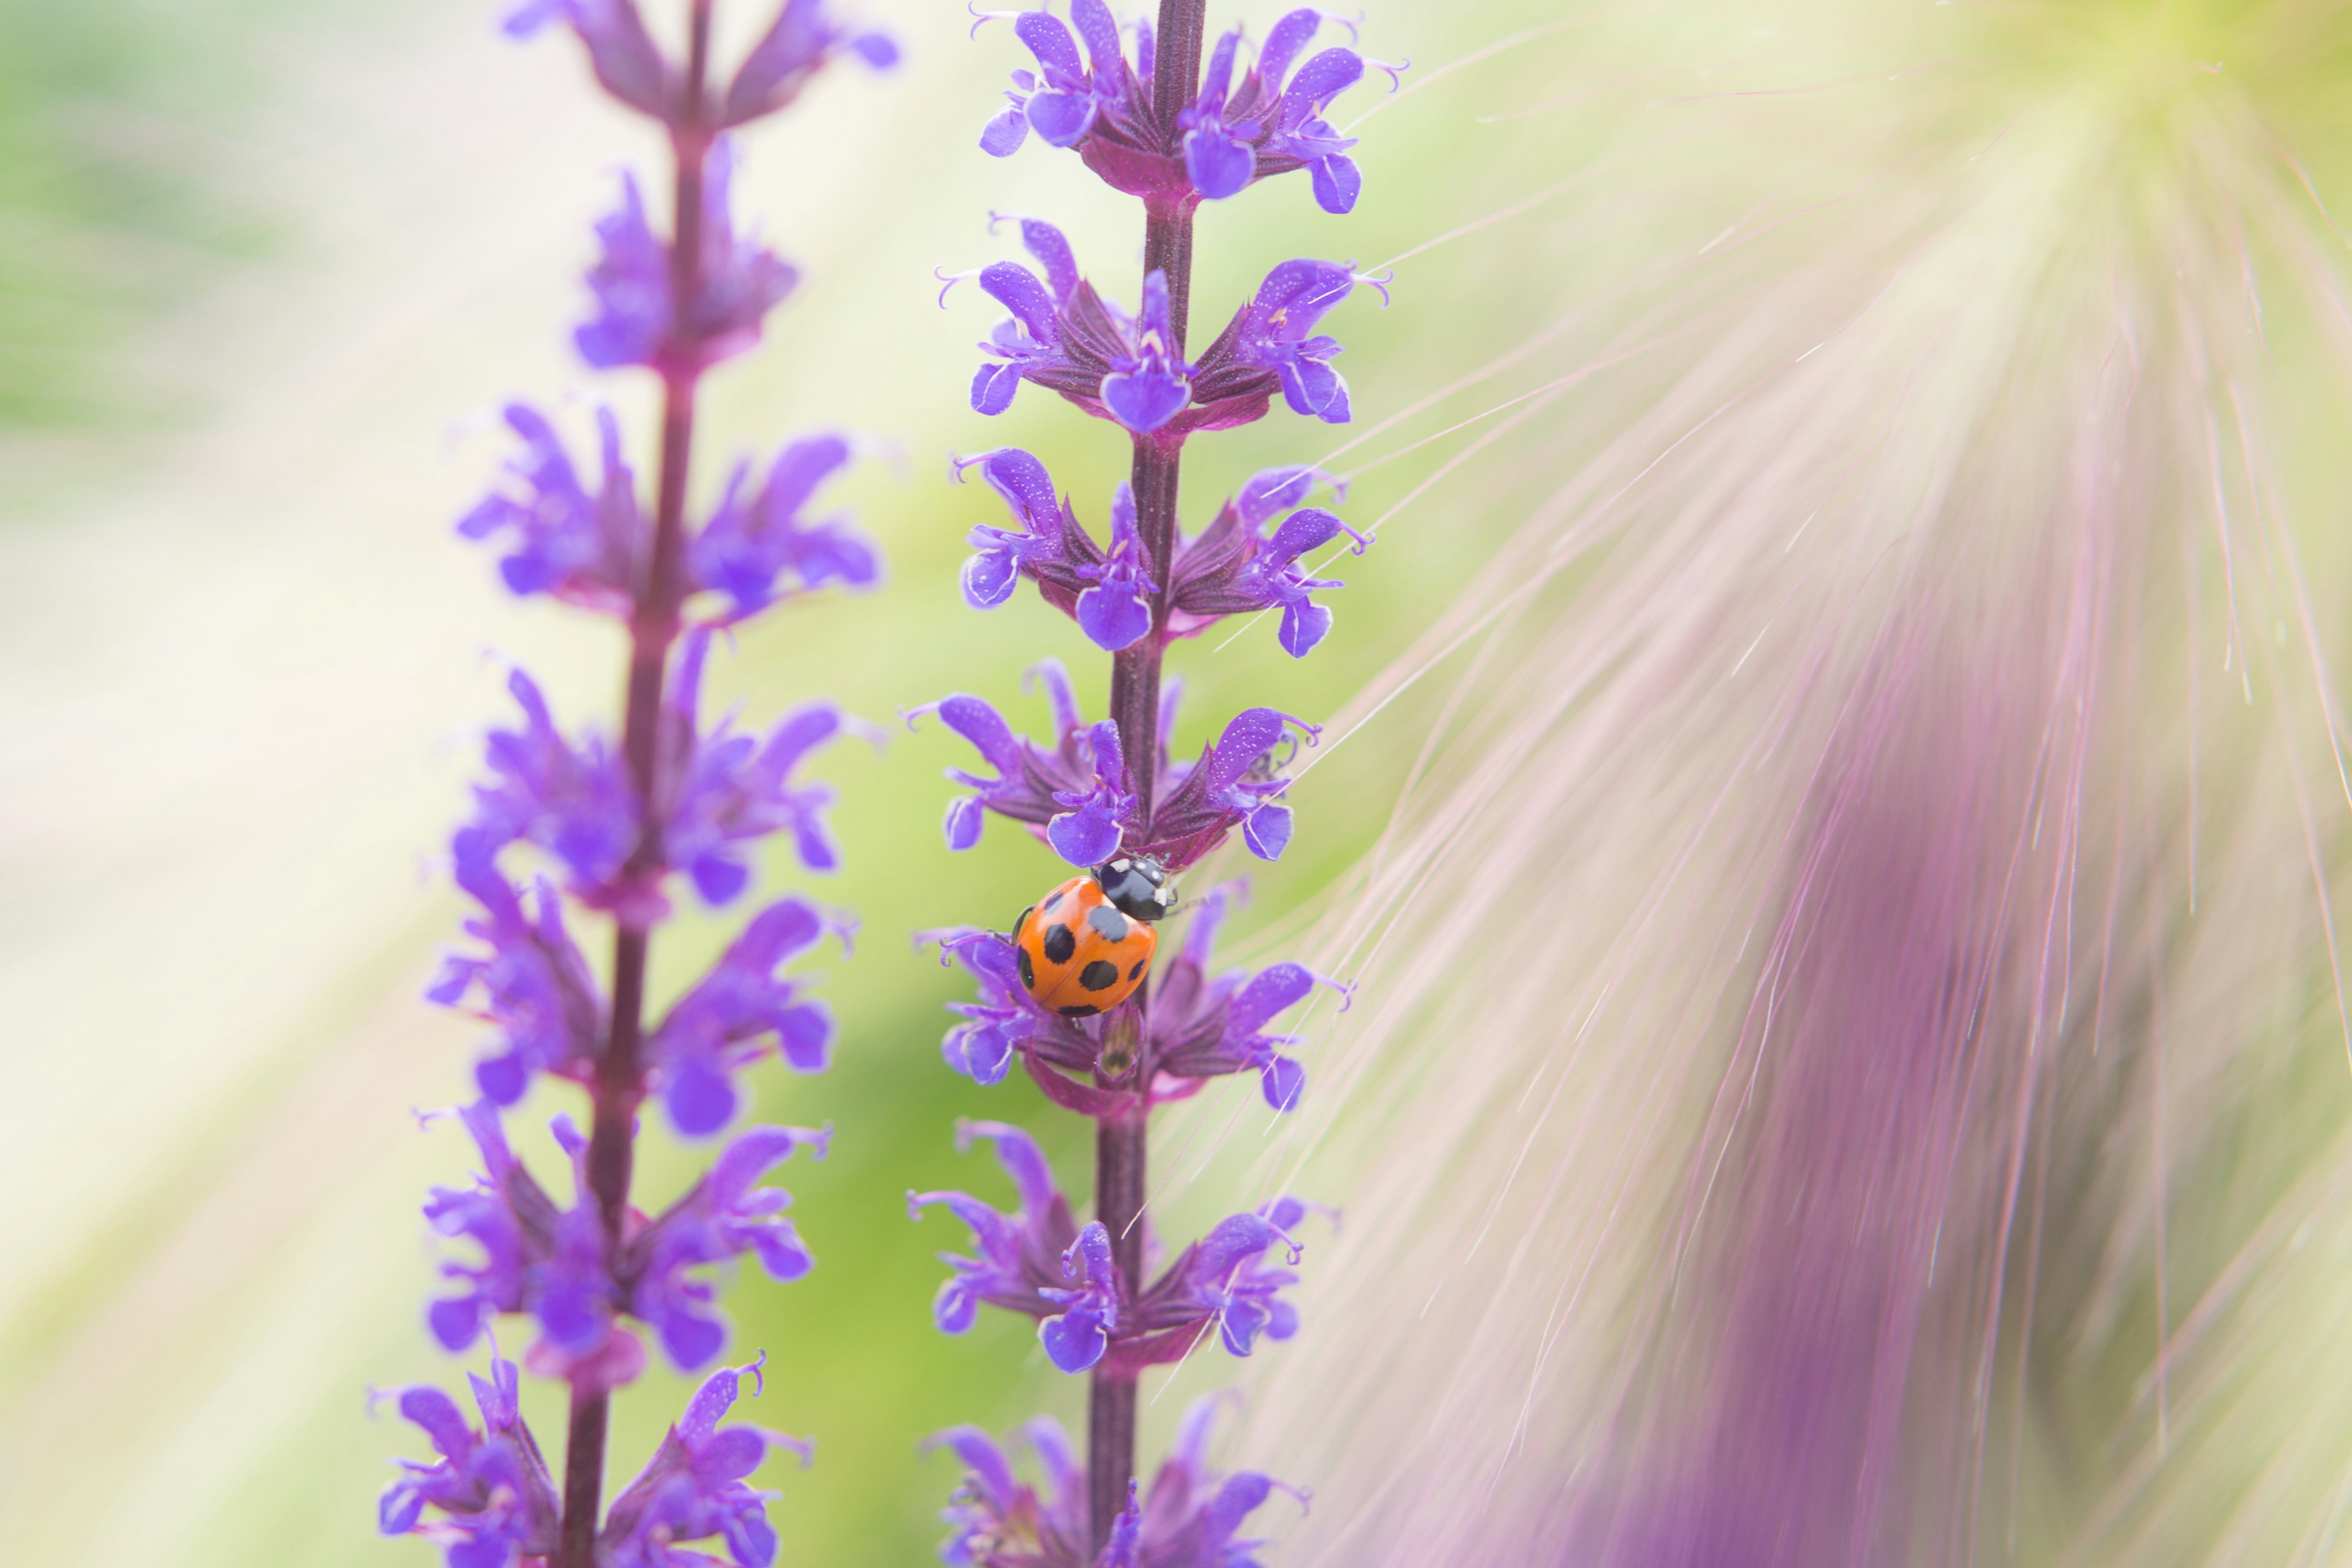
left=557, top=4, right=715, bottom=1564
left=1091, top=0, right=1205, bottom=1551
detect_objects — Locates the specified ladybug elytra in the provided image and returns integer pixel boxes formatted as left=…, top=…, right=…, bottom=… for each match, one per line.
left=1012, top=855, right=1178, bottom=1017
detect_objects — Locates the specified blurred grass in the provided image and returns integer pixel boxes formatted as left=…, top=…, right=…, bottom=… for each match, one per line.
left=0, top=0, right=1603, bottom=1562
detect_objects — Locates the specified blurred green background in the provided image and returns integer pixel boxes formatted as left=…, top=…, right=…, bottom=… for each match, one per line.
left=0, top=1, right=1588, bottom=1561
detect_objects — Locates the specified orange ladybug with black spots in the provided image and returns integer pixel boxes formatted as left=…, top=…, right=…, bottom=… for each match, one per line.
left=1012, top=855, right=1178, bottom=1017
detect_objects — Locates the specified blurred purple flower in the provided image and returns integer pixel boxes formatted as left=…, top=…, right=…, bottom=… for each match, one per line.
left=1145, top=706, right=1321, bottom=869
left=1140, top=884, right=1344, bottom=1111
left=378, top=1351, right=562, bottom=1568
left=647, top=898, right=843, bottom=1134
left=576, top=141, right=801, bottom=373
left=457, top=403, right=646, bottom=613
left=978, top=1, right=1392, bottom=217
left=429, top=832, right=607, bottom=1106
left=628, top=1125, right=827, bottom=1368
left=424, top=1101, right=820, bottom=1373
left=459, top=639, right=845, bottom=920
left=690, top=434, right=880, bottom=617
left=933, top=1395, right=1302, bottom=1568
left=600, top=1355, right=813, bottom=1568
left=510, top=0, right=893, bottom=128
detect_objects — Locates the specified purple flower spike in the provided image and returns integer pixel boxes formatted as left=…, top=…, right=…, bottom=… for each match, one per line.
left=1166, top=467, right=1368, bottom=657
left=932, top=1396, right=1302, bottom=1568
left=600, top=1355, right=813, bottom=1568
left=721, top=0, right=899, bottom=128
left=457, top=403, right=647, bottom=613
left=630, top=1126, right=829, bottom=1367
left=649, top=898, right=844, bottom=1135
left=691, top=434, right=881, bottom=617
left=378, top=1351, right=562, bottom=1568
left=576, top=140, right=801, bottom=373
left=430, top=833, right=607, bottom=1106
left=908, top=1120, right=1086, bottom=1335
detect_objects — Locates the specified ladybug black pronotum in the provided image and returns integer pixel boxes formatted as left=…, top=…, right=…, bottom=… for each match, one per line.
left=1010, top=855, right=1178, bottom=1017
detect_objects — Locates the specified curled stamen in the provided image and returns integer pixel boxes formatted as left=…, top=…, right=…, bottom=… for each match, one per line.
left=1352, top=266, right=1396, bottom=305
left=933, top=265, right=987, bottom=308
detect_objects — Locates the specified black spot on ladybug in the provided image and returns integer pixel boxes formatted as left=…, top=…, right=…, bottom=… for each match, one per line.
left=1079, top=960, right=1119, bottom=992
left=1058, top=1003, right=1099, bottom=1019
left=1042, top=923, right=1077, bottom=964
left=1016, top=945, right=1035, bottom=989
left=1128, top=959, right=1145, bottom=980
left=1086, top=905, right=1128, bottom=941
left=1042, top=889, right=1064, bottom=913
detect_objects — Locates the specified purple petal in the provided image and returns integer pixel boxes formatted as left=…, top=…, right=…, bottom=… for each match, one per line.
left=944, top=794, right=987, bottom=851
left=1279, top=598, right=1333, bottom=657
left=777, top=1001, right=832, bottom=1072
left=1238, top=466, right=1323, bottom=528
left=1077, top=582, right=1153, bottom=652
left=668, top=1055, right=739, bottom=1137
left=1048, top=802, right=1123, bottom=867
left=1039, top=1311, right=1108, bottom=1373
left=1101, top=368, right=1192, bottom=435
left=661, top=1308, right=727, bottom=1370
left=398, top=1385, right=473, bottom=1461
left=690, top=853, right=751, bottom=905
left=1186, top=129, right=1257, bottom=200
left=1311, top=153, right=1363, bottom=214
left=978, top=262, right=1060, bottom=343
left=1282, top=47, right=1366, bottom=116
left=1243, top=803, right=1294, bottom=861
left=962, top=548, right=1019, bottom=609
left=929, top=695, right=1022, bottom=770
left=972, top=361, right=1022, bottom=416
left=981, top=105, right=1029, bottom=157
left=428, top=1295, right=486, bottom=1352
left=1014, top=10, right=1085, bottom=83
left=935, top=1280, right=979, bottom=1335
left=1261, top=1054, right=1307, bottom=1112
left=1025, top=88, right=1098, bottom=146
left=750, top=1224, right=814, bottom=1282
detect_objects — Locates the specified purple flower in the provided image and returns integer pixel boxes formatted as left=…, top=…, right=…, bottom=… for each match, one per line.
left=910, top=1121, right=1306, bottom=1376
left=955, top=448, right=1160, bottom=654
left=1166, top=465, right=1367, bottom=658
left=720, top=0, right=899, bottom=127
left=457, top=403, right=646, bottom=612
left=647, top=898, right=843, bottom=1135
left=463, top=668, right=639, bottom=905
left=378, top=1352, right=562, bottom=1568
left=628, top=1125, right=828, bottom=1368
left=506, top=0, right=675, bottom=120
left=463, top=638, right=846, bottom=918
left=1140, top=884, right=1345, bottom=1111
left=423, top=1101, right=611, bottom=1362
left=914, top=674, right=1316, bottom=872
left=907, top=1120, right=1084, bottom=1337
left=921, top=889, right=1340, bottom=1115
left=510, top=0, right=893, bottom=128
left=576, top=141, right=801, bottom=373
left=908, top=660, right=1135, bottom=864
left=690, top=434, right=880, bottom=617
left=958, top=219, right=1280, bottom=440
left=429, top=832, right=606, bottom=1106
left=978, top=2, right=1394, bottom=218
left=1192, top=259, right=1379, bottom=428
left=600, top=1355, right=814, bottom=1568
left=932, top=1396, right=1302, bottom=1568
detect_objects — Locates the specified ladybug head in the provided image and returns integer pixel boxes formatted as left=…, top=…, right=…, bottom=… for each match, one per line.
left=1093, top=854, right=1178, bottom=923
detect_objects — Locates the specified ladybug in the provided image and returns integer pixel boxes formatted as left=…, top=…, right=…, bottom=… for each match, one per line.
left=1012, top=855, right=1178, bottom=1018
